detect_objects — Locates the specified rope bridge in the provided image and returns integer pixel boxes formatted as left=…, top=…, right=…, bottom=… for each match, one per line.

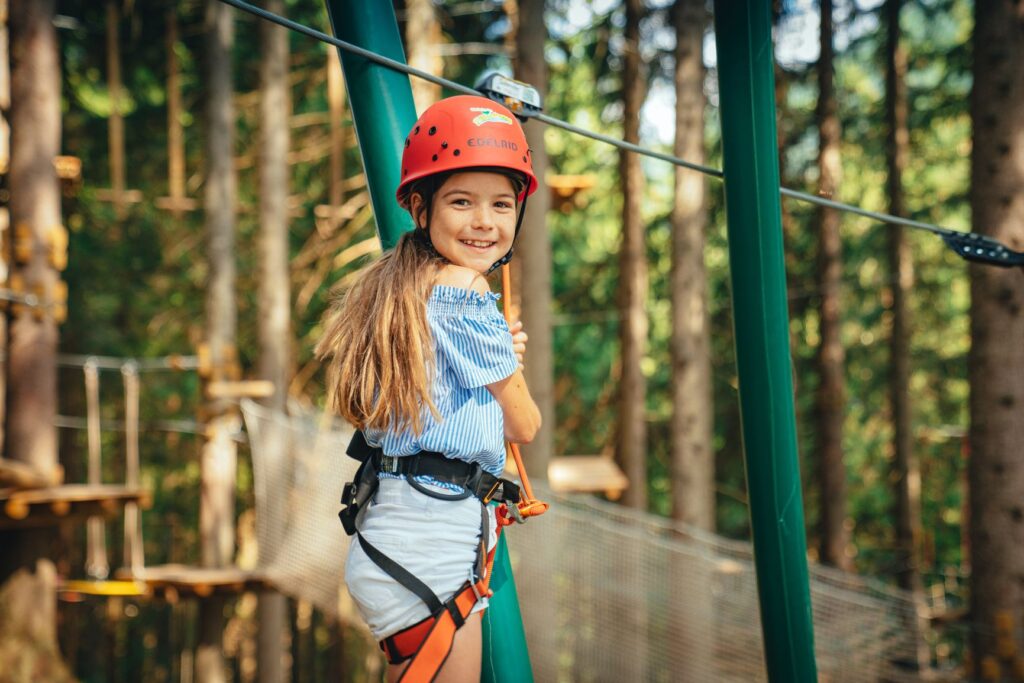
left=241, top=400, right=928, bottom=682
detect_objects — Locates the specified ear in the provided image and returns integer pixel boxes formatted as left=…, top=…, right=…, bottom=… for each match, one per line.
left=408, top=192, right=427, bottom=229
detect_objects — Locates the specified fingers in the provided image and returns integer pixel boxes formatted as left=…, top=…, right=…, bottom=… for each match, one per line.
left=510, top=320, right=528, bottom=366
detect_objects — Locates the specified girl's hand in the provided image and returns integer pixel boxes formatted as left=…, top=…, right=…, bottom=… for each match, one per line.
left=509, top=320, right=528, bottom=370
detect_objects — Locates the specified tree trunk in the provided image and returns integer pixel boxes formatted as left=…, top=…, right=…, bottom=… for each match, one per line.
left=667, top=5, right=712, bottom=681
left=104, top=0, right=126, bottom=218
left=884, top=0, right=930, bottom=672
left=813, top=0, right=851, bottom=571
left=198, top=1, right=238, bottom=681
left=616, top=0, right=647, bottom=512
left=669, top=0, right=712, bottom=532
left=0, top=0, right=10, bottom=458
left=968, top=0, right=1024, bottom=676
left=256, top=2, right=290, bottom=681
left=0, top=1, right=72, bottom=679
left=404, top=0, right=440, bottom=113
left=514, top=0, right=554, bottom=481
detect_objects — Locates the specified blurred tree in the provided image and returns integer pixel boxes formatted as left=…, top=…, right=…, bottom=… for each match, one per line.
left=885, top=0, right=930, bottom=671
left=256, top=1, right=290, bottom=680
left=513, top=0, right=555, bottom=479
left=0, top=0, right=9, bottom=458
left=883, top=0, right=929, bottom=672
left=197, top=0, right=238, bottom=681
left=813, top=0, right=852, bottom=572
left=968, top=0, right=1024, bottom=675
left=616, top=0, right=648, bottom=511
left=0, top=0, right=73, bottom=680
left=404, top=0, right=441, bottom=112
left=669, top=0, right=712, bottom=530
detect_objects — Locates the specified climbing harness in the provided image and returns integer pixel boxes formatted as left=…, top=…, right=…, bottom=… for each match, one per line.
left=338, top=431, right=521, bottom=682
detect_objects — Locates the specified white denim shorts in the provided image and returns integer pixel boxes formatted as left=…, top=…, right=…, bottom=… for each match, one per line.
left=344, top=477, right=498, bottom=641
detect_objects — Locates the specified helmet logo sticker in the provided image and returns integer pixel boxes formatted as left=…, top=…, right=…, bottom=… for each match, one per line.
left=469, top=107, right=514, bottom=127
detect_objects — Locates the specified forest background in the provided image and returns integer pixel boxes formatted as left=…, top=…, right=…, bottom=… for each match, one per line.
left=3, top=0, right=1022, bottom=680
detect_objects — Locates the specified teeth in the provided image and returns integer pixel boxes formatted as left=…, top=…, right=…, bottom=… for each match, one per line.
left=461, top=240, right=494, bottom=248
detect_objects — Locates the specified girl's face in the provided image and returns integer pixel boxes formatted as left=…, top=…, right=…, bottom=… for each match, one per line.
left=411, top=171, right=518, bottom=274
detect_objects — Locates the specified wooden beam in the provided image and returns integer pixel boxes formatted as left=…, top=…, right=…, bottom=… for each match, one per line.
left=547, top=456, right=628, bottom=498
left=156, top=9, right=197, bottom=218
left=204, top=379, right=275, bottom=400
left=0, top=484, right=147, bottom=529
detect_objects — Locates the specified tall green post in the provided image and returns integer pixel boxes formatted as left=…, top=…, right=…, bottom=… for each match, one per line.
left=322, top=2, right=534, bottom=680
left=323, top=0, right=415, bottom=249
left=712, top=2, right=818, bottom=681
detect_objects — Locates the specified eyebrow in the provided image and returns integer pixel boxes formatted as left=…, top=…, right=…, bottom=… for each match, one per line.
left=441, top=187, right=516, bottom=200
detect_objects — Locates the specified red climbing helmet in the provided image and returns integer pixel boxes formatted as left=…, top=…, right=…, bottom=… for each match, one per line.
left=396, top=95, right=539, bottom=207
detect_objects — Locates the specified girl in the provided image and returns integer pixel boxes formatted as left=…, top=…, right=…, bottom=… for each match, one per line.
left=316, top=95, right=542, bottom=682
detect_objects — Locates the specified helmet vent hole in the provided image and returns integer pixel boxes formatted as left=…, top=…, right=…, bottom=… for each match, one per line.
left=432, top=154, right=438, bottom=161
left=415, top=125, right=420, bottom=134
left=441, top=142, right=448, bottom=149
left=405, top=139, right=410, bottom=148
left=522, top=156, right=527, bottom=162
left=428, top=126, right=437, bottom=135
left=453, top=149, right=461, bottom=157
left=403, top=168, right=408, bottom=176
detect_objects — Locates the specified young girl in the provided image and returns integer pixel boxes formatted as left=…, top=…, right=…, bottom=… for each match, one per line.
left=316, top=95, right=542, bottom=682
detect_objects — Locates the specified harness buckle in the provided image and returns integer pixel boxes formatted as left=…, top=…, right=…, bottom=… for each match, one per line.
left=340, top=481, right=358, bottom=506
left=378, top=455, right=401, bottom=474
left=469, top=570, right=485, bottom=604
left=482, top=479, right=501, bottom=504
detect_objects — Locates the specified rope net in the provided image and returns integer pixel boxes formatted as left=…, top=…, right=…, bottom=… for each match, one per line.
left=241, top=400, right=925, bottom=682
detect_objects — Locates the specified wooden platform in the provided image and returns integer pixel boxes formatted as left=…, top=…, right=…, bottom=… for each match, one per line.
left=59, top=578, right=150, bottom=600
left=114, top=564, right=271, bottom=601
left=548, top=456, right=628, bottom=499
left=0, top=484, right=149, bottom=529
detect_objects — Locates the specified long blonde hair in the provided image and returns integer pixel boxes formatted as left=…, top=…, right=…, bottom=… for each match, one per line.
left=315, top=229, right=444, bottom=435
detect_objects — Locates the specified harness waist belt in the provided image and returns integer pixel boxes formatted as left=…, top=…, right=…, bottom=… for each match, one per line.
left=371, top=451, right=521, bottom=505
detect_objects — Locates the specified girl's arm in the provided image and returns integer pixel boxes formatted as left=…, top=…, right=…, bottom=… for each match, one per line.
left=435, top=264, right=541, bottom=441
left=487, top=370, right=541, bottom=444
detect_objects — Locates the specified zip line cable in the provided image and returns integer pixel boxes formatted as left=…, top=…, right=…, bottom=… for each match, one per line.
left=216, top=0, right=1024, bottom=268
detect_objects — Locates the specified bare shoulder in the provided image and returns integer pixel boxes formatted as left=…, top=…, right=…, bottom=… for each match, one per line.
left=435, top=264, right=490, bottom=295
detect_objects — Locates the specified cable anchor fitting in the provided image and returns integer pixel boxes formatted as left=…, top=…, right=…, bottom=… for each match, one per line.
left=941, top=231, right=1024, bottom=268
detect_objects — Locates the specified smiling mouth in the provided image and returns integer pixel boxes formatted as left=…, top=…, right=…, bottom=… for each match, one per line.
left=460, top=239, right=496, bottom=250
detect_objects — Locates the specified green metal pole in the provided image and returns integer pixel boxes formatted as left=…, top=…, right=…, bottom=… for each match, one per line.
left=323, top=0, right=415, bottom=249
left=482, top=526, right=534, bottom=683
left=322, top=3, right=533, bottom=680
left=712, top=3, right=818, bottom=681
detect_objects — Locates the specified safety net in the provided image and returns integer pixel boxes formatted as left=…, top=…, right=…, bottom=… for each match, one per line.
left=241, top=400, right=926, bottom=682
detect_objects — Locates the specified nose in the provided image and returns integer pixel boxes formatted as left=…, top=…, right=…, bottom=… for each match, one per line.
left=471, top=205, right=497, bottom=230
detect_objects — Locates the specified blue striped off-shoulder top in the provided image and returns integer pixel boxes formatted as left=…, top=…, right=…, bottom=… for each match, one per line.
left=363, top=284, right=519, bottom=480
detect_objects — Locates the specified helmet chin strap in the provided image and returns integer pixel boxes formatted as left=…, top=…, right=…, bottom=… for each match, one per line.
left=485, top=193, right=530, bottom=276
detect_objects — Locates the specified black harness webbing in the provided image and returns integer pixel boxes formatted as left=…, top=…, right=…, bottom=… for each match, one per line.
left=356, top=532, right=445, bottom=615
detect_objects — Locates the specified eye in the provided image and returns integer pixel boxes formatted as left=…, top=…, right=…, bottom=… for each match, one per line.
left=451, top=197, right=471, bottom=207
left=494, top=200, right=514, bottom=210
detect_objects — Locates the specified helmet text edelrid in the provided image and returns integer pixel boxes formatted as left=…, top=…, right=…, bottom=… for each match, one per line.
left=467, top=137, right=519, bottom=151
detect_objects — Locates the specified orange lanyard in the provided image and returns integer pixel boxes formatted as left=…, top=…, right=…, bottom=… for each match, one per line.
left=499, top=264, right=549, bottom=522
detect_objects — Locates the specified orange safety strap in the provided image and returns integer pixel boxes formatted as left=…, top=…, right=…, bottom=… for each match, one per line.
left=393, top=539, right=500, bottom=682
left=499, top=264, right=549, bottom=522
